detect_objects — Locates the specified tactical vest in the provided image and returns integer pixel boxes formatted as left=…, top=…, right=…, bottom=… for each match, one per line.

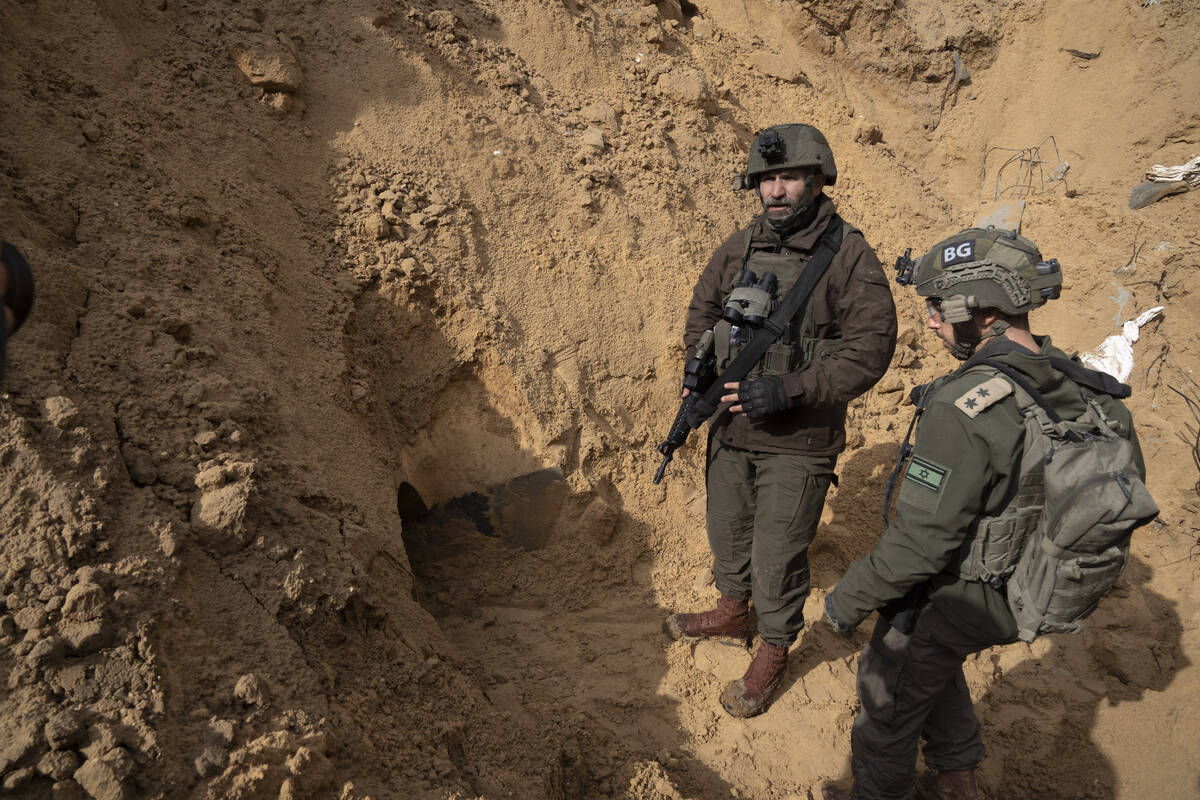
left=712, top=245, right=842, bottom=379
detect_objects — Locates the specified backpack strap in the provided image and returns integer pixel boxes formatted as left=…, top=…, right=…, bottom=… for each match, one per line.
left=1048, top=356, right=1131, bottom=399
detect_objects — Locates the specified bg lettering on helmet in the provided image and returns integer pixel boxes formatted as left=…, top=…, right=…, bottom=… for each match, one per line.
left=942, top=241, right=975, bottom=265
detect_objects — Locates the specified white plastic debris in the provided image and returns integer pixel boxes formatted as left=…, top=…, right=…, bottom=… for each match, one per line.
left=1079, top=306, right=1165, bottom=382
left=1146, top=154, right=1200, bottom=187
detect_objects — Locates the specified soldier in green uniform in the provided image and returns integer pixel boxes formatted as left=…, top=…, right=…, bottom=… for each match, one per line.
left=820, top=228, right=1146, bottom=799
left=663, top=124, right=897, bottom=717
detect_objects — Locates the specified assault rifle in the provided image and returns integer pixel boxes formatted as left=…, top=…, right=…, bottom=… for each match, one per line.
left=653, top=330, right=717, bottom=484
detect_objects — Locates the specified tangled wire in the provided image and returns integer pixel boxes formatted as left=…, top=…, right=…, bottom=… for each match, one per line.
left=1169, top=385, right=1200, bottom=494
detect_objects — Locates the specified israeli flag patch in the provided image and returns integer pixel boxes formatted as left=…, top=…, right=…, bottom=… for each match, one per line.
left=942, top=240, right=975, bottom=266
left=906, top=456, right=947, bottom=493
left=899, top=455, right=950, bottom=512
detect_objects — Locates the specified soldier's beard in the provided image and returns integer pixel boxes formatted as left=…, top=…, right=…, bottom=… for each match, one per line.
left=762, top=192, right=816, bottom=236
left=765, top=198, right=802, bottom=216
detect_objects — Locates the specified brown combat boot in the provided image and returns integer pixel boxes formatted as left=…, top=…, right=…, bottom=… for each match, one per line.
left=663, top=596, right=751, bottom=644
left=915, top=769, right=982, bottom=800
left=719, top=640, right=788, bottom=717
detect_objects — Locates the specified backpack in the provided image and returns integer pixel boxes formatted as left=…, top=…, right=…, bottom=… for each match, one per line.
left=950, top=359, right=1159, bottom=642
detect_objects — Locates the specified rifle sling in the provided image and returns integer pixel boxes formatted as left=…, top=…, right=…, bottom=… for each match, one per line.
left=691, top=216, right=845, bottom=423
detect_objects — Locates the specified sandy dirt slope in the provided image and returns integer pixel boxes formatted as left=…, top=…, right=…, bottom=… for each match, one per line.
left=0, top=0, right=1197, bottom=797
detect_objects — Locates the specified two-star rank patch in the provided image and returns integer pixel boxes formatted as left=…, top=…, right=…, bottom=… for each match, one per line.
left=899, top=455, right=951, bottom=512
left=953, top=376, right=1013, bottom=418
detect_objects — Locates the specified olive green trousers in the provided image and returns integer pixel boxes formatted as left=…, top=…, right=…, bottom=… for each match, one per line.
left=705, top=438, right=836, bottom=647
left=851, top=604, right=991, bottom=799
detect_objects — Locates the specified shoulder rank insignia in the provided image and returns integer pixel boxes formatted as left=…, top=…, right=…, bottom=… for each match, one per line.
left=953, top=376, right=1013, bottom=418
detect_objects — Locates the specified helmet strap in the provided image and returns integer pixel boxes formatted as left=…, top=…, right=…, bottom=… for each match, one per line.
left=985, top=318, right=1011, bottom=339
left=965, top=318, right=1012, bottom=356
left=948, top=321, right=982, bottom=361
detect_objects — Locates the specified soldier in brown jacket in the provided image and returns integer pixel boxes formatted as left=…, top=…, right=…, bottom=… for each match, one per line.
left=664, top=124, right=897, bottom=716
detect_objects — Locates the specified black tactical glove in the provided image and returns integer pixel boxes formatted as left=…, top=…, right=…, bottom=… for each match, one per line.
left=736, top=376, right=795, bottom=419
left=824, top=594, right=855, bottom=638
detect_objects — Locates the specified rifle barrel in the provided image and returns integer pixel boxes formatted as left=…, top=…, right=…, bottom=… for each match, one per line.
left=653, top=454, right=671, bottom=484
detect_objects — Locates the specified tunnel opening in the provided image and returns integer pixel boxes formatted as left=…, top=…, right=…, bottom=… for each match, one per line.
left=396, top=480, right=428, bottom=522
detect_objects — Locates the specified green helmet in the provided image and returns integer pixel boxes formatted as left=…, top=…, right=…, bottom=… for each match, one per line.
left=741, top=124, right=837, bottom=188
left=907, top=227, right=1062, bottom=321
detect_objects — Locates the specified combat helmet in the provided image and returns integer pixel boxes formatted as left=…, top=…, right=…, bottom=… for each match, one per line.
left=741, top=124, right=837, bottom=188
left=899, top=227, right=1062, bottom=324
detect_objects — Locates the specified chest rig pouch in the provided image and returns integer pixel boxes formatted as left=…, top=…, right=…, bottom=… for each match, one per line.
left=713, top=248, right=836, bottom=378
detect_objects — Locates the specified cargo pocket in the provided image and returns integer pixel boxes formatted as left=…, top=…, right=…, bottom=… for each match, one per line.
left=1047, top=546, right=1128, bottom=620
left=761, top=340, right=798, bottom=376
left=856, top=640, right=906, bottom=727
left=969, top=507, right=1041, bottom=582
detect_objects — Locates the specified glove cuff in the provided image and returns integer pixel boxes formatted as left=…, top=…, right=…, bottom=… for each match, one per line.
left=824, top=594, right=854, bottom=638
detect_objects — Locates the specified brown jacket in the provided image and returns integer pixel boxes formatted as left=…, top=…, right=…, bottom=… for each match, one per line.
left=684, top=195, right=897, bottom=455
